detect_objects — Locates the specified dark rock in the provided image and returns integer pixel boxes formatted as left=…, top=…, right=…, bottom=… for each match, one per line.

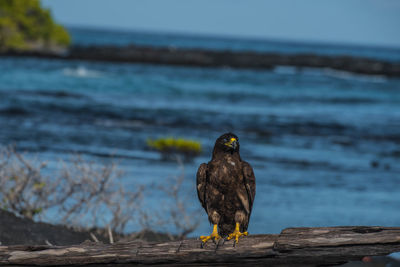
left=0, top=210, right=178, bottom=246
left=0, top=209, right=93, bottom=246
left=370, top=160, right=380, bottom=168
left=1, top=45, right=399, bottom=77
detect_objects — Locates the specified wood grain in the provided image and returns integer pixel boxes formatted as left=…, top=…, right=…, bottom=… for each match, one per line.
left=1, top=226, right=399, bottom=266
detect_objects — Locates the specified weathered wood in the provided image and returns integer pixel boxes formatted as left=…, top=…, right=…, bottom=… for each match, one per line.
left=0, top=226, right=399, bottom=266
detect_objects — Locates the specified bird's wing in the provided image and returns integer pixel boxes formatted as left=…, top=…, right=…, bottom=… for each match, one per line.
left=196, top=163, right=208, bottom=211
left=242, top=161, right=256, bottom=214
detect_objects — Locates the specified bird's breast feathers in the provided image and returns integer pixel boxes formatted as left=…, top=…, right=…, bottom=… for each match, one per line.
left=209, top=158, right=243, bottom=185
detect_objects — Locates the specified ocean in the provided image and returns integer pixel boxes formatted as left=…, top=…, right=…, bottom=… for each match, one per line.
left=1, top=27, right=399, bottom=236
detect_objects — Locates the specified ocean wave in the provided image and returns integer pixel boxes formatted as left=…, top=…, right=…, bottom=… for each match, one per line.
left=17, top=90, right=86, bottom=99
left=274, top=65, right=388, bottom=83
left=322, top=68, right=388, bottom=83
left=273, top=66, right=298, bottom=75
left=0, top=106, right=29, bottom=116
left=62, top=66, right=104, bottom=78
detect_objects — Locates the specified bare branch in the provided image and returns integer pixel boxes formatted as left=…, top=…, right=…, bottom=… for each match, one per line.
left=0, top=146, right=143, bottom=234
left=0, top=146, right=199, bottom=240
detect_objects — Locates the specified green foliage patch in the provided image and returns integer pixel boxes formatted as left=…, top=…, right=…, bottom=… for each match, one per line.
left=0, top=0, right=70, bottom=51
left=147, top=137, right=202, bottom=160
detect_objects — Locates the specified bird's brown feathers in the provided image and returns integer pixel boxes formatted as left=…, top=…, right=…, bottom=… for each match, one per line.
left=196, top=163, right=208, bottom=212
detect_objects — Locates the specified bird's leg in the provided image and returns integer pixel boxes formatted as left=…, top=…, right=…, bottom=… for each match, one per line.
left=200, top=224, right=221, bottom=244
left=227, top=222, right=248, bottom=245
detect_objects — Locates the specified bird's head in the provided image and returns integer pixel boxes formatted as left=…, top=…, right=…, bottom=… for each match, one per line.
left=214, top=132, right=240, bottom=154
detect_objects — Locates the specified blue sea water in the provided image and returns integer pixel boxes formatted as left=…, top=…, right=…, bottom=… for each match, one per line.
left=0, top=27, right=399, bottom=236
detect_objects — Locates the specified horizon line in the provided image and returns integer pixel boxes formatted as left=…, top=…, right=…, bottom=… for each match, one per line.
left=63, top=23, right=400, bottom=51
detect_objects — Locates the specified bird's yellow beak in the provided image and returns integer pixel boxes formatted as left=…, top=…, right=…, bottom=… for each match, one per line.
left=225, top=137, right=238, bottom=149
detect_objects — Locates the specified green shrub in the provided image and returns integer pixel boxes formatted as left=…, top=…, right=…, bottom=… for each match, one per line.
left=0, top=17, right=26, bottom=50
left=0, top=0, right=70, bottom=51
left=147, top=137, right=202, bottom=160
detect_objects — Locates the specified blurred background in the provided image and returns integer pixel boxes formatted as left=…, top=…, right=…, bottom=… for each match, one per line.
left=0, top=0, right=399, bottom=240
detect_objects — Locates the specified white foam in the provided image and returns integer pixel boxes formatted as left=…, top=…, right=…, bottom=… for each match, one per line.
left=274, top=65, right=388, bottom=83
left=323, top=68, right=387, bottom=83
left=62, top=66, right=103, bottom=78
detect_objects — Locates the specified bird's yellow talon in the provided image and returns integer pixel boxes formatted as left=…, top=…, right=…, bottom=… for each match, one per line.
left=200, top=224, right=221, bottom=244
left=227, top=223, right=248, bottom=244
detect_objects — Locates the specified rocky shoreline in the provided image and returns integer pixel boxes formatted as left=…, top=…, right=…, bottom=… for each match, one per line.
left=2, top=44, right=400, bottom=77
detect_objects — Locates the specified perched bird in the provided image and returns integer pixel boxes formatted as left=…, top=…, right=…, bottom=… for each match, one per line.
left=196, top=133, right=256, bottom=245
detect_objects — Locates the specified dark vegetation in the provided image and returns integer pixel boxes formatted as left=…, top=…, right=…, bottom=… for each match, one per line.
left=0, top=0, right=70, bottom=52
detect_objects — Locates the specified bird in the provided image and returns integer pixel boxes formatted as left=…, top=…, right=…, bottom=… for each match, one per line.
left=196, top=132, right=256, bottom=245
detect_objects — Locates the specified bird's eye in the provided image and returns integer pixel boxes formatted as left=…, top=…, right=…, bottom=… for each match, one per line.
left=223, top=138, right=228, bottom=142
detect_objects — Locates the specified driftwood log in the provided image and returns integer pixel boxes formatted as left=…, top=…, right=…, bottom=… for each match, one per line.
left=0, top=226, right=399, bottom=266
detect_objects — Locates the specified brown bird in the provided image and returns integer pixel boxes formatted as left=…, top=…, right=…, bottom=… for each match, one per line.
left=196, top=132, right=256, bottom=245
